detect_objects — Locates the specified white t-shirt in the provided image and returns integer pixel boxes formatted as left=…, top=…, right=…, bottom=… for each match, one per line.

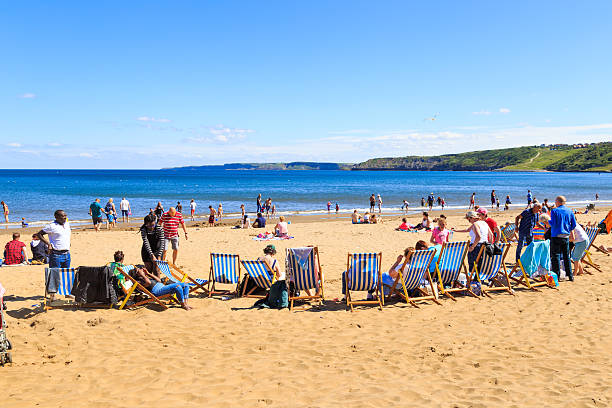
left=120, top=199, right=130, bottom=211
left=42, top=220, right=71, bottom=251
left=573, top=224, right=589, bottom=243
left=259, top=254, right=283, bottom=280
left=190, top=201, right=197, bottom=210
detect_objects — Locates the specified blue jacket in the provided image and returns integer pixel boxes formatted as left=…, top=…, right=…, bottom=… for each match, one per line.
left=549, top=205, right=576, bottom=237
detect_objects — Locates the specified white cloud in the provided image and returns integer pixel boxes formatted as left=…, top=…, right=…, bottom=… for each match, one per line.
left=47, top=142, right=62, bottom=147
left=184, top=126, right=255, bottom=144
left=472, top=110, right=491, bottom=115
left=18, top=93, right=36, bottom=99
left=137, top=116, right=171, bottom=123
left=79, top=152, right=95, bottom=158
left=6, top=142, right=22, bottom=147
left=328, top=129, right=372, bottom=135
left=499, top=108, right=511, bottom=114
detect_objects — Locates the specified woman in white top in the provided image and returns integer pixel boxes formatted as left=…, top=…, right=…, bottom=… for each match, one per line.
left=459, top=210, right=494, bottom=272
left=242, top=214, right=251, bottom=229
left=570, top=223, right=589, bottom=276
left=258, top=244, right=283, bottom=280
left=275, top=216, right=289, bottom=237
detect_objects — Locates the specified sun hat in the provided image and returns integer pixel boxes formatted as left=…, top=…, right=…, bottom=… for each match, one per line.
left=466, top=210, right=478, bottom=219
left=476, top=207, right=488, bottom=215
left=264, top=244, right=276, bottom=254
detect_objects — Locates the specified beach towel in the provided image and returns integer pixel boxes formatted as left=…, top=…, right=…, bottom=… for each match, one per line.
left=519, top=240, right=551, bottom=277
left=603, top=210, right=612, bottom=234
left=252, top=233, right=294, bottom=241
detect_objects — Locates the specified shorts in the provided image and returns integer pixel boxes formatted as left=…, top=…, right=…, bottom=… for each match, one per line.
left=165, top=236, right=179, bottom=250
left=191, top=209, right=195, bottom=215
left=121, top=210, right=129, bottom=216
left=570, top=239, right=588, bottom=261
left=92, top=216, right=103, bottom=225
left=209, top=215, right=215, bottom=223
left=106, top=213, right=114, bottom=222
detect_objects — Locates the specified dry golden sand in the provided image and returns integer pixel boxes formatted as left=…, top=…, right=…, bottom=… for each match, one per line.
left=0, top=209, right=610, bottom=407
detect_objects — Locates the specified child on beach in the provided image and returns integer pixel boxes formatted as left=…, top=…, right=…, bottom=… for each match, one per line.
left=217, top=204, right=223, bottom=221
left=274, top=216, right=289, bottom=238
left=335, top=203, right=339, bottom=214
left=21, top=218, right=28, bottom=228
left=396, top=218, right=410, bottom=231
left=271, top=204, right=276, bottom=217
left=208, top=206, right=216, bottom=227
left=430, top=217, right=450, bottom=245
left=414, top=212, right=431, bottom=231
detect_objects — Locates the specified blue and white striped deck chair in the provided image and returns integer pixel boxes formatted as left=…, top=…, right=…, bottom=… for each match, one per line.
left=501, top=223, right=518, bottom=243
left=240, top=259, right=275, bottom=298
left=471, top=243, right=513, bottom=297
left=115, top=265, right=171, bottom=310
left=286, top=247, right=324, bottom=310
left=44, top=267, right=76, bottom=310
left=155, top=261, right=208, bottom=294
left=387, top=249, right=440, bottom=307
left=208, top=253, right=241, bottom=297
left=434, top=241, right=477, bottom=300
left=345, top=252, right=383, bottom=311
left=582, top=226, right=603, bottom=272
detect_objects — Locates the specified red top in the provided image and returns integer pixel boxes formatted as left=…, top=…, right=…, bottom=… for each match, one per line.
left=485, top=217, right=498, bottom=238
left=159, top=212, right=184, bottom=238
left=4, top=240, right=26, bottom=265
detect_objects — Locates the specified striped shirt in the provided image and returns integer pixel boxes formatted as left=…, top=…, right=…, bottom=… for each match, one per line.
left=159, top=212, right=184, bottom=238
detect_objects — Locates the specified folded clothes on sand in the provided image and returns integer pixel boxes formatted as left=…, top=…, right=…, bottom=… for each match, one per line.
left=253, top=233, right=294, bottom=241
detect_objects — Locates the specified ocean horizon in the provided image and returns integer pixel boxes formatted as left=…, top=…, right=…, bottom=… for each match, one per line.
left=1, top=169, right=610, bottom=225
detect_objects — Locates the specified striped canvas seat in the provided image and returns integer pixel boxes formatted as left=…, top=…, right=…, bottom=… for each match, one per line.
left=211, top=254, right=240, bottom=284
left=471, top=244, right=513, bottom=297
left=436, top=241, right=468, bottom=286
left=347, top=253, right=380, bottom=291
left=476, top=245, right=507, bottom=282
left=581, top=226, right=603, bottom=272
left=345, top=252, right=383, bottom=311
left=585, top=226, right=598, bottom=245
left=115, top=264, right=172, bottom=310
left=401, top=249, right=435, bottom=291
left=286, top=247, right=324, bottom=309
left=241, top=260, right=274, bottom=297
left=501, top=224, right=517, bottom=242
left=45, top=267, right=76, bottom=296
left=155, top=261, right=208, bottom=293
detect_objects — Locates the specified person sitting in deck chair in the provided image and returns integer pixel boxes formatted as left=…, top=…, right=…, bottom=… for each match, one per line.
left=132, top=265, right=192, bottom=310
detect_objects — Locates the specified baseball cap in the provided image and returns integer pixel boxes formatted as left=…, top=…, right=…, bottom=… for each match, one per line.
left=476, top=207, right=488, bottom=215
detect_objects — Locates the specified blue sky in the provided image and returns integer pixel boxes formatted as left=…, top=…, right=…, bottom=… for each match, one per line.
left=2, top=1, right=611, bottom=169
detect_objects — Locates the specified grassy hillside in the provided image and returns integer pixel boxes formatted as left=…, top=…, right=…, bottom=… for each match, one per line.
left=353, top=142, right=611, bottom=172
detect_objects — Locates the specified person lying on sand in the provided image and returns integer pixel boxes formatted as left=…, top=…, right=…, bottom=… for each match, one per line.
left=132, top=265, right=192, bottom=310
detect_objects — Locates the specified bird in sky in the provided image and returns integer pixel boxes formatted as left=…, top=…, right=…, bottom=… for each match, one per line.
left=424, top=113, right=439, bottom=122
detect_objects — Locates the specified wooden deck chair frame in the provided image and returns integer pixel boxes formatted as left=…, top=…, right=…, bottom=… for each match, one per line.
left=501, top=224, right=518, bottom=243
left=155, top=261, right=208, bottom=295
left=240, top=259, right=275, bottom=299
left=508, top=260, right=555, bottom=291
left=386, top=249, right=440, bottom=307
left=116, top=265, right=175, bottom=310
left=581, top=227, right=604, bottom=273
left=208, top=253, right=242, bottom=298
left=469, top=244, right=514, bottom=297
left=434, top=241, right=479, bottom=300
left=286, top=247, right=324, bottom=310
left=345, top=252, right=383, bottom=311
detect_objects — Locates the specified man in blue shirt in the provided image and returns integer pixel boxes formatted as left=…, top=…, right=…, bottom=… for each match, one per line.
left=88, top=198, right=106, bottom=232
left=549, top=196, right=576, bottom=281
left=527, top=190, right=533, bottom=207
left=515, top=202, right=541, bottom=260
left=253, top=212, right=266, bottom=228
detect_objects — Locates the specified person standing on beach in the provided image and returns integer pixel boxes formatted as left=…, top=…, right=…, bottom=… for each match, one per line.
left=89, top=198, right=106, bottom=232
left=327, top=201, right=331, bottom=213
left=159, top=207, right=188, bottom=265
left=120, top=197, right=131, bottom=223
left=549, top=196, right=576, bottom=281
left=505, top=195, right=511, bottom=211
left=189, top=199, right=196, bottom=221
left=38, top=210, right=71, bottom=269
left=490, top=190, right=496, bottom=209
left=105, top=198, right=116, bottom=229
left=369, top=194, right=376, bottom=212
left=469, top=193, right=476, bottom=209
left=427, top=193, right=434, bottom=211
left=595, top=193, right=599, bottom=201
left=440, top=197, right=445, bottom=210
left=208, top=205, right=216, bottom=227
left=139, top=214, right=165, bottom=273
left=154, top=202, right=164, bottom=220
left=217, top=203, right=223, bottom=221
left=240, top=204, right=246, bottom=219
left=515, top=203, right=541, bottom=260
left=176, top=201, right=182, bottom=213
left=402, top=200, right=409, bottom=214
left=377, top=194, right=383, bottom=213
left=527, top=190, right=533, bottom=207
left=1, top=201, right=9, bottom=224
left=257, top=194, right=262, bottom=213
left=335, top=202, right=339, bottom=214
left=420, top=197, right=425, bottom=208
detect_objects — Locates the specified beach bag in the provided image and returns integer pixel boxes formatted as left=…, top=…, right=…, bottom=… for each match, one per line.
left=485, top=243, right=503, bottom=256
left=256, top=280, right=288, bottom=309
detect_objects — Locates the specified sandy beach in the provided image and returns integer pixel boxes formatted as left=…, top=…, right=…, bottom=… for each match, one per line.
left=0, top=208, right=610, bottom=407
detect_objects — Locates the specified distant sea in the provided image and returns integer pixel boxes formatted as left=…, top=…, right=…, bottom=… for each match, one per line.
left=0, top=169, right=610, bottom=226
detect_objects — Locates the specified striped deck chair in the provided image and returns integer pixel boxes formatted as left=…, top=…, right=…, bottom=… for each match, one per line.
left=470, top=243, right=513, bottom=297
left=115, top=265, right=172, bottom=310
left=501, top=223, right=518, bottom=243
left=208, top=253, right=241, bottom=297
left=386, top=249, right=440, bottom=307
left=155, top=261, right=208, bottom=295
left=345, top=252, right=383, bottom=311
left=240, top=259, right=275, bottom=298
left=286, top=247, right=324, bottom=310
left=44, top=267, right=76, bottom=310
left=434, top=241, right=478, bottom=300
left=581, top=226, right=605, bottom=272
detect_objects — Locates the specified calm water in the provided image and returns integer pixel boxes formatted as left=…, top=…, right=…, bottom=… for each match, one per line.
left=0, top=169, right=610, bottom=224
